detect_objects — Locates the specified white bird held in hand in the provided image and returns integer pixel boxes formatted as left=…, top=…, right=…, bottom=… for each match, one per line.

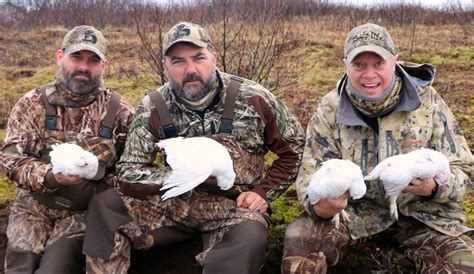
left=364, top=148, right=452, bottom=220
left=307, top=159, right=366, bottom=228
left=49, top=143, right=98, bottom=180
left=156, top=136, right=236, bottom=200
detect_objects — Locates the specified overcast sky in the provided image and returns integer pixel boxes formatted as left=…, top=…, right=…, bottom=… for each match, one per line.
left=147, top=0, right=474, bottom=9
left=330, top=0, right=473, bottom=8
left=1, top=0, right=472, bottom=9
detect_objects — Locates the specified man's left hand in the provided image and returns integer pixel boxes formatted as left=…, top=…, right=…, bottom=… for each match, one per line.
left=403, top=178, right=437, bottom=196
left=236, top=191, right=268, bottom=213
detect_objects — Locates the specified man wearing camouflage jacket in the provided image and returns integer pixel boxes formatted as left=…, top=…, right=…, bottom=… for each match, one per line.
left=282, top=23, right=473, bottom=273
left=82, top=22, right=305, bottom=274
left=0, top=26, right=134, bottom=273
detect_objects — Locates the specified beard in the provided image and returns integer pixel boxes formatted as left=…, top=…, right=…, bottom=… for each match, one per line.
left=170, top=71, right=217, bottom=101
left=57, top=64, right=103, bottom=95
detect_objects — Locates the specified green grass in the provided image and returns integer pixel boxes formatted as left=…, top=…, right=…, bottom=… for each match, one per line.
left=0, top=22, right=472, bottom=271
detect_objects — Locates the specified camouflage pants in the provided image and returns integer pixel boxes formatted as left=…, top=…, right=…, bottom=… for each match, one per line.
left=281, top=215, right=474, bottom=274
left=6, top=189, right=86, bottom=272
left=84, top=189, right=269, bottom=274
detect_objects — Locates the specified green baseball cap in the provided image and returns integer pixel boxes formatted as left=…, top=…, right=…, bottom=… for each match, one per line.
left=344, top=23, right=396, bottom=64
left=162, top=22, right=213, bottom=55
left=61, top=25, right=107, bottom=60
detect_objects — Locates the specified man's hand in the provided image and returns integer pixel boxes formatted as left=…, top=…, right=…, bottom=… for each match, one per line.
left=236, top=191, right=268, bottom=213
left=312, top=191, right=350, bottom=219
left=54, top=173, right=84, bottom=186
left=403, top=178, right=436, bottom=196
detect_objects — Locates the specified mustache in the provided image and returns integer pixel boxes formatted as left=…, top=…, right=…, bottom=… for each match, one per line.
left=182, top=74, right=203, bottom=85
left=72, top=70, right=92, bottom=80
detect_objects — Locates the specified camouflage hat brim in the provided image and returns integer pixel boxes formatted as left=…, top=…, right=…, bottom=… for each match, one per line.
left=64, top=43, right=106, bottom=60
left=164, top=38, right=208, bottom=55
left=346, top=45, right=393, bottom=64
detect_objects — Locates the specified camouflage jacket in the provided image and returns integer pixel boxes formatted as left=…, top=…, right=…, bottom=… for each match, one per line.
left=296, top=61, right=473, bottom=238
left=117, top=70, right=305, bottom=202
left=0, top=82, right=134, bottom=193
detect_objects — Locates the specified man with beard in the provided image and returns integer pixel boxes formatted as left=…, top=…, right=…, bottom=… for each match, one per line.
left=281, top=23, right=474, bottom=273
left=0, top=25, right=134, bottom=273
left=82, top=22, right=305, bottom=274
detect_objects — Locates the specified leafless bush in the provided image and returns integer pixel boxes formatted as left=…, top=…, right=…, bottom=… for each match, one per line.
left=132, top=0, right=300, bottom=91
left=3, top=0, right=473, bottom=30
left=444, top=3, right=473, bottom=37
left=4, top=0, right=138, bottom=29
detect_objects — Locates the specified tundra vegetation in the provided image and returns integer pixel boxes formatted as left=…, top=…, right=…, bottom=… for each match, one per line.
left=0, top=0, right=472, bottom=272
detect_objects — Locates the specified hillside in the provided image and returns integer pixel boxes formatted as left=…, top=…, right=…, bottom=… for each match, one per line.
left=0, top=13, right=473, bottom=273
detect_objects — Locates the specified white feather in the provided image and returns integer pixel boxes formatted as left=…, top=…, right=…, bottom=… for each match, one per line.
left=307, top=159, right=366, bottom=228
left=364, top=148, right=452, bottom=220
left=156, top=136, right=236, bottom=200
left=49, top=143, right=98, bottom=180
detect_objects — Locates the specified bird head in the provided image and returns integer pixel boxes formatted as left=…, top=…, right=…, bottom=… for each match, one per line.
left=424, top=149, right=452, bottom=185
left=434, top=172, right=454, bottom=185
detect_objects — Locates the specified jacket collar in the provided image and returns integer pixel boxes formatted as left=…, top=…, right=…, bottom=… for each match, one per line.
left=336, top=62, right=433, bottom=127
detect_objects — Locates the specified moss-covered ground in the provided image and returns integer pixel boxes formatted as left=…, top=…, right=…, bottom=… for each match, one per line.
left=0, top=19, right=472, bottom=272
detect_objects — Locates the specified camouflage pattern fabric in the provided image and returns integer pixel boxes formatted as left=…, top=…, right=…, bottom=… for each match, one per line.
left=282, top=215, right=474, bottom=273
left=284, top=61, right=473, bottom=273
left=206, top=134, right=265, bottom=188
left=7, top=189, right=86, bottom=254
left=0, top=82, right=134, bottom=255
left=117, top=70, right=304, bottom=201
left=86, top=191, right=269, bottom=274
left=87, top=70, right=304, bottom=272
left=295, top=62, right=473, bottom=239
left=282, top=216, right=353, bottom=273
left=1, top=82, right=134, bottom=192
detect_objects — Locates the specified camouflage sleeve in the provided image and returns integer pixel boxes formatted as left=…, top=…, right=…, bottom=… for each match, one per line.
left=249, top=95, right=305, bottom=201
left=429, top=87, right=473, bottom=202
left=295, top=93, right=341, bottom=217
left=116, top=95, right=172, bottom=185
left=0, top=90, right=53, bottom=192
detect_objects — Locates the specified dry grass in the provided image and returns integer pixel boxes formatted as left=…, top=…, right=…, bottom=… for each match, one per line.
left=0, top=16, right=472, bottom=272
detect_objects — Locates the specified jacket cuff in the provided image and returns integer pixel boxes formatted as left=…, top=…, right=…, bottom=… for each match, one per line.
left=251, top=186, right=267, bottom=200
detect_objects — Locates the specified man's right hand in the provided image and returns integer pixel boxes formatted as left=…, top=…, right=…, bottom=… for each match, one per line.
left=312, top=191, right=350, bottom=219
left=54, top=173, right=84, bottom=186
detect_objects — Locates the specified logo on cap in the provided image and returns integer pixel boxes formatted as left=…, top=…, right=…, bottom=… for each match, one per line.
left=352, top=31, right=385, bottom=43
left=173, top=24, right=191, bottom=40
left=83, top=30, right=97, bottom=44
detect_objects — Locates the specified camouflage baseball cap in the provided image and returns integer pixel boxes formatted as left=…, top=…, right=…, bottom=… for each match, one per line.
left=162, top=22, right=213, bottom=55
left=61, top=25, right=107, bottom=60
left=344, top=23, right=396, bottom=64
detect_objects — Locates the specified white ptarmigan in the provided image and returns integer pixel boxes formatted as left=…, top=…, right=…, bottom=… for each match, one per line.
left=49, top=143, right=99, bottom=180
left=307, top=159, right=366, bottom=228
left=156, top=136, right=236, bottom=200
left=364, top=148, right=452, bottom=220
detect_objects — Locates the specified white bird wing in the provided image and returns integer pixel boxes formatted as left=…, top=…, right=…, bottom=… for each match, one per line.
left=208, top=143, right=235, bottom=190
left=365, top=154, right=414, bottom=194
left=409, top=148, right=452, bottom=185
left=307, top=169, right=327, bottom=205
left=365, top=152, right=425, bottom=220
left=160, top=157, right=212, bottom=190
left=307, top=159, right=364, bottom=204
left=157, top=136, right=235, bottom=200
left=81, top=152, right=99, bottom=179
left=49, top=143, right=98, bottom=178
left=160, top=164, right=212, bottom=200
left=349, top=179, right=366, bottom=200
